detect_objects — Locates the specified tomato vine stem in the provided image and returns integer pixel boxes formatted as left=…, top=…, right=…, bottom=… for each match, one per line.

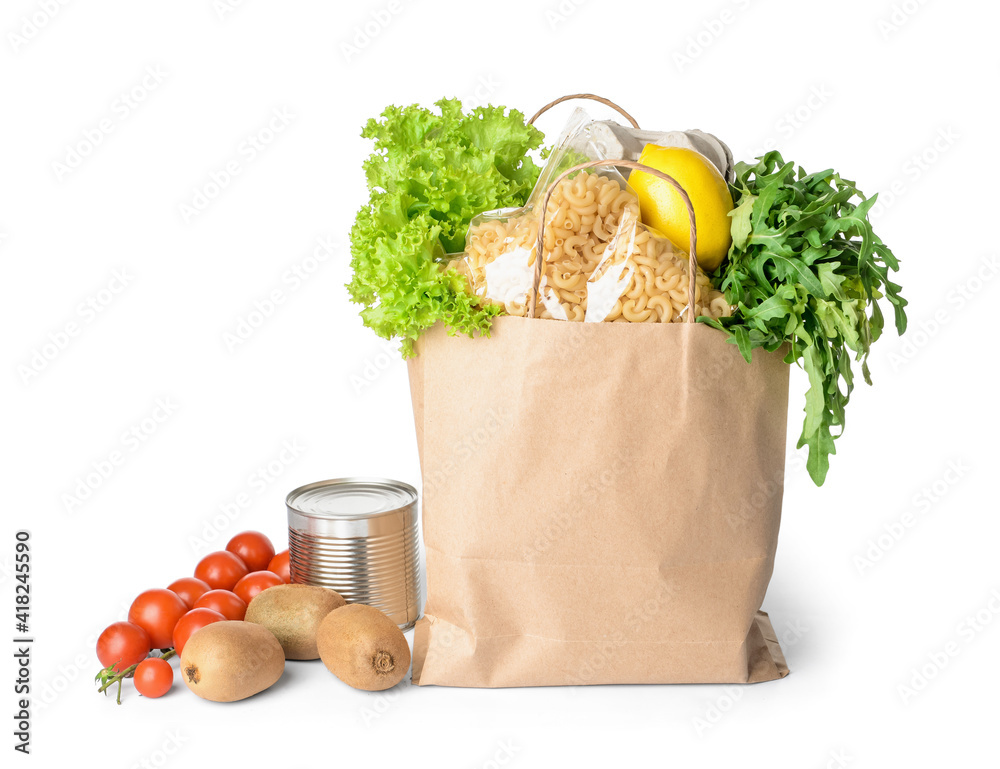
left=96, top=649, right=176, bottom=704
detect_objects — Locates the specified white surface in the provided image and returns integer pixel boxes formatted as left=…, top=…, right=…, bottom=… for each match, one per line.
left=2, top=0, right=996, bottom=766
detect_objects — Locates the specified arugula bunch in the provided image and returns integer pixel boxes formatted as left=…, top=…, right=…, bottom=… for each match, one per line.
left=703, top=152, right=908, bottom=485
left=348, top=99, right=545, bottom=355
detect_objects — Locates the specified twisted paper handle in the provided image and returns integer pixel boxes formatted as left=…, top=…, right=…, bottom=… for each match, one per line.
left=527, top=93, right=639, bottom=129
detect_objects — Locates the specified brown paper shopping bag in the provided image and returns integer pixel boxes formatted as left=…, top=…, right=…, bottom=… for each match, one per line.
left=406, top=158, right=792, bottom=687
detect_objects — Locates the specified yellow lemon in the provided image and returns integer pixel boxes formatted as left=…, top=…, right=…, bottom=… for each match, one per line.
left=631, top=144, right=734, bottom=272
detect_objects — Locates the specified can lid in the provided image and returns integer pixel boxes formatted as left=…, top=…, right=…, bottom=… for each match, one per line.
left=286, top=477, right=417, bottom=520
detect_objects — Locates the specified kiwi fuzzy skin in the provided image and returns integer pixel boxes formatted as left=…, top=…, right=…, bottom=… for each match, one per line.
left=316, top=604, right=411, bottom=691
left=245, top=584, right=345, bottom=660
left=180, top=621, right=284, bottom=703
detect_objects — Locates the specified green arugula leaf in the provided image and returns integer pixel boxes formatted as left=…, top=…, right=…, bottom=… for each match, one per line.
left=702, top=152, right=907, bottom=485
left=729, top=194, right=754, bottom=250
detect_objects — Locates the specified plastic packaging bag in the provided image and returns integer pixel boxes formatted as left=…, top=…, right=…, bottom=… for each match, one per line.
left=460, top=110, right=731, bottom=323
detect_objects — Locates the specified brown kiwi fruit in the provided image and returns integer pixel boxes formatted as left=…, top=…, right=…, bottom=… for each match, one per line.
left=316, top=604, right=410, bottom=691
left=180, top=621, right=284, bottom=702
left=245, top=584, right=345, bottom=660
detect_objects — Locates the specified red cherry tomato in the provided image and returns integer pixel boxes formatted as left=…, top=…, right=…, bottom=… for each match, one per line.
left=226, top=531, right=276, bottom=573
left=267, top=550, right=291, bottom=583
left=96, top=621, right=151, bottom=672
left=172, top=608, right=226, bottom=654
left=193, top=589, right=247, bottom=621
left=233, top=570, right=283, bottom=606
left=128, top=589, right=188, bottom=649
left=194, top=551, right=248, bottom=591
left=133, top=657, right=173, bottom=698
left=167, top=577, right=211, bottom=609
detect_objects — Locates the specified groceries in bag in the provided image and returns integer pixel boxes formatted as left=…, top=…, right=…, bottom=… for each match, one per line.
left=462, top=167, right=731, bottom=322
left=349, top=94, right=907, bottom=485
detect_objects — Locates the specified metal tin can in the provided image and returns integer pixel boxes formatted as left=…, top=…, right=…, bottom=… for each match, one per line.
left=285, top=478, right=424, bottom=630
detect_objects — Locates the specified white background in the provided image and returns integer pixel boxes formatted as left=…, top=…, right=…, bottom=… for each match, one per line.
left=2, top=0, right=996, bottom=766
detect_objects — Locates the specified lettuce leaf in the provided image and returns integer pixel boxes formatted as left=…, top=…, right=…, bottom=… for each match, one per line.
left=348, top=99, right=544, bottom=353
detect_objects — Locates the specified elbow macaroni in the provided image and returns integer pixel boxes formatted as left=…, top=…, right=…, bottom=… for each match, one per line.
left=463, top=171, right=731, bottom=323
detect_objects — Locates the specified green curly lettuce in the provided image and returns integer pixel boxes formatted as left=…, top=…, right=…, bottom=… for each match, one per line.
left=348, top=98, right=545, bottom=355
left=702, top=151, right=908, bottom=486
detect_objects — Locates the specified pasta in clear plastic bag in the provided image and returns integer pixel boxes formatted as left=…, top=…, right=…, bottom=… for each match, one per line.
left=459, top=110, right=731, bottom=323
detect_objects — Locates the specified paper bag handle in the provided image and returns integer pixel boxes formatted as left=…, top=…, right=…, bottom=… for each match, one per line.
left=529, top=159, right=699, bottom=323
left=527, top=94, right=640, bottom=129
